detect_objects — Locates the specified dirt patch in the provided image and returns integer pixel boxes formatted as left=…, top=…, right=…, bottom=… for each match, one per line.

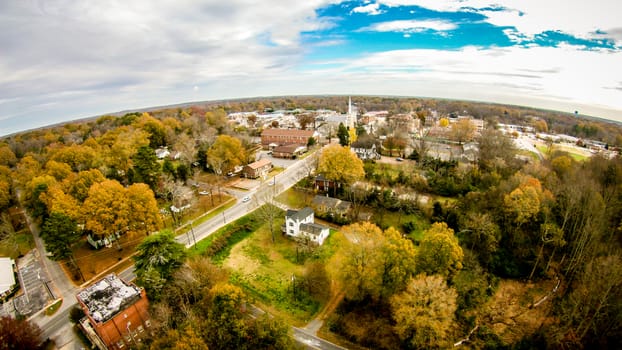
left=224, top=240, right=260, bottom=275
left=229, top=178, right=260, bottom=190
left=70, top=234, right=145, bottom=282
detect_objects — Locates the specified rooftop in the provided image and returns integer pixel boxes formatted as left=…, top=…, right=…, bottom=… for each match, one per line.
left=77, top=274, right=142, bottom=323
left=261, top=128, right=315, bottom=137
left=300, top=222, right=327, bottom=237
left=0, top=257, right=15, bottom=294
left=246, top=158, right=272, bottom=169
left=286, top=207, right=314, bottom=221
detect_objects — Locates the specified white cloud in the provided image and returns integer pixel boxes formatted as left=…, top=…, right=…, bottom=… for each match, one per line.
left=376, top=1, right=622, bottom=45
left=351, top=3, right=385, bottom=15
left=361, top=19, right=457, bottom=33
left=302, top=44, right=622, bottom=119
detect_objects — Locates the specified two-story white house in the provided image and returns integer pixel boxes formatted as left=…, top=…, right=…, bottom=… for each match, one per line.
left=282, top=207, right=330, bottom=245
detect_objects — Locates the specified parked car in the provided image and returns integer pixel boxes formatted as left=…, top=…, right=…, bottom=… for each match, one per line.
left=396, top=157, right=403, bottom=161
left=242, top=196, right=250, bottom=203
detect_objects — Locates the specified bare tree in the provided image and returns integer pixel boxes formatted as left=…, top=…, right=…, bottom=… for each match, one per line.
left=253, top=184, right=284, bottom=243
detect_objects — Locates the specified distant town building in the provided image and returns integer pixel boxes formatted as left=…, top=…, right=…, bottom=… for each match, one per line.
left=242, top=158, right=272, bottom=179
left=154, top=147, right=170, bottom=159
left=272, top=144, right=307, bottom=159
left=260, top=128, right=316, bottom=149
left=311, top=195, right=352, bottom=219
left=76, top=274, right=150, bottom=350
left=350, top=142, right=381, bottom=160
left=314, top=174, right=338, bottom=193
left=282, top=207, right=330, bottom=245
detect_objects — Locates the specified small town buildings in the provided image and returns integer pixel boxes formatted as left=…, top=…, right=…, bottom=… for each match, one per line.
left=0, top=257, right=16, bottom=298
left=314, top=174, right=338, bottom=193
left=260, top=128, right=316, bottom=149
left=154, top=147, right=170, bottom=159
left=272, top=144, right=307, bottom=159
left=242, top=158, right=272, bottom=179
left=283, top=207, right=330, bottom=245
left=350, top=141, right=381, bottom=160
left=311, top=195, right=352, bottom=220
left=76, top=274, right=150, bottom=350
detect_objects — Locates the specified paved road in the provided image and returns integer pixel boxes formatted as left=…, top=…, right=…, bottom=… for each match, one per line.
left=175, top=151, right=317, bottom=248
left=18, top=193, right=86, bottom=349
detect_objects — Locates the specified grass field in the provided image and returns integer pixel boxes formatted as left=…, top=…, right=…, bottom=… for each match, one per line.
left=0, top=229, right=34, bottom=258
left=221, top=215, right=344, bottom=325
left=276, top=188, right=315, bottom=209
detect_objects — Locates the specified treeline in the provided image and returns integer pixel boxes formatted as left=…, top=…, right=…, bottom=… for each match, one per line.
left=314, top=137, right=622, bottom=348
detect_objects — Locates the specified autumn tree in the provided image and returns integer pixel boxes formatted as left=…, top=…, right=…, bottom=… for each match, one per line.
left=136, top=113, right=167, bottom=148
left=459, top=212, right=500, bottom=266
left=207, top=135, right=246, bottom=176
left=451, top=118, right=476, bottom=144
left=0, top=316, right=43, bottom=349
left=134, top=230, right=186, bottom=299
left=317, top=144, right=364, bottom=195
left=44, top=160, right=72, bottom=181
left=0, top=180, right=10, bottom=210
left=83, top=179, right=128, bottom=239
left=149, top=325, right=208, bottom=350
left=101, top=127, right=150, bottom=178
left=83, top=180, right=161, bottom=240
left=297, top=113, right=315, bottom=130
left=477, top=128, right=517, bottom=175
left=49, top=143, right=99, bottom=171
left=0, top=145, right=17, bottom=167
left=390, top=274, right=458, bottom=349
left=126, top=183, right=163, bottom=237
left=39, top=184, right=80, bottom=220
left=416, top=222, right=464, bottom=277
left=63, top=169, right=105, bottom=202
left=172, top=133, right=197, bottom=167
left=205, top=108, right=229, bottom=134
left=335, top=222, right=416, bottom=301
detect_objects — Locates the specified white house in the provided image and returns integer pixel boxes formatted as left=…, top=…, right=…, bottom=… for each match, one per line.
left=351, top=143, right=381, bottom=160
left=283, top=207, right=330, bottom=245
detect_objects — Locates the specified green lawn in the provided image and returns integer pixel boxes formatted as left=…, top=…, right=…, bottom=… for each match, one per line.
left=372, top=210, right=429, bottom=243
left=221, top=215, right=344, bottom=325
left=275, top=188, right=315, bottom=209
left=0, top=229, right=34, bottom=258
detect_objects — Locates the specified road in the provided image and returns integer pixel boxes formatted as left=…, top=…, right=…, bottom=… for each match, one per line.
left=175, top=151, right=315, bottom=248
left=19, top=191, right=86, bottom=349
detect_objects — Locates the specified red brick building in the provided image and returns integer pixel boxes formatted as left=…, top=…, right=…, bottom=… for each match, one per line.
left=76, top=274, right=150, bottom=350
left=272, top=144, right=307, bottom=159
left=260, top=128, right=316, bottom=149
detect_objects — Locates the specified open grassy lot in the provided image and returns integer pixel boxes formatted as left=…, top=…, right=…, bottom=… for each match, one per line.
left=0, top=229, right=34, bottom=259
left=275, top=187, right=315, bottom=209
left=219, top=212, right=344, bottom=325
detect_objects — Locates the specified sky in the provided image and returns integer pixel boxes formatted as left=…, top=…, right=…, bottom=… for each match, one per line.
left=1, top=0, right=621, bottom=136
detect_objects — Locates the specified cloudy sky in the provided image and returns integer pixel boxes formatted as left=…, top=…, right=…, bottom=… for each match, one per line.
left=1, top=0, right=621, bottom=136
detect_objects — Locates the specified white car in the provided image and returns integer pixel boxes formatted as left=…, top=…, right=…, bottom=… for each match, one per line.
left=242, top=196, right=250, bottom=203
